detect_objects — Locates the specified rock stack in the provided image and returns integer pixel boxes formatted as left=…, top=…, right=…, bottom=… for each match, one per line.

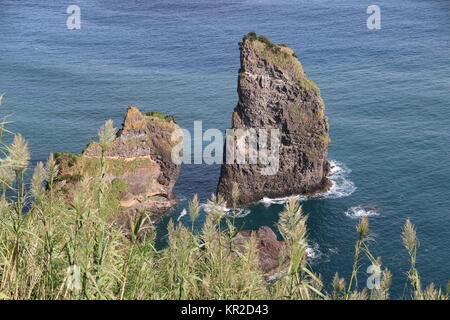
left=217, top=33, right=331, bottom=206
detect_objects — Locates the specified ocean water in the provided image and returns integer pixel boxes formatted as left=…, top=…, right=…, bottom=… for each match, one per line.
left=1, top=0, right=449, bottom=298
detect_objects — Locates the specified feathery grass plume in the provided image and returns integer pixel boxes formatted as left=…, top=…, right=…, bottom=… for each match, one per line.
left=379, top=268, right=393, bottom=299
left=2, top=134, right=30, bottom=214
left=98, top=119, right=116, bottom=152
left=332, top=272, right=346, bottom=298
left=45, top=154, right=58, bottom=185
left=422, top=283, right=439, bottom=300
left=402, top=218, right=418, bottom=257
left=163, top=219, right=199, bottom=299
left=206, top=193, right=226, bottom=225
left=277, top=198, right=318, bottom=299
left=0, top=119, right=14, bottom=146
left=0, top=195, right=9, bottom=214
left=357, top=216, right=369, bottom=239
left=231, top=182, right=240, bottom=209
left=0, top=94, right=15, bottom=144
left=277, top=197, right=306, bottom=242
left=201, top=203, right=218, bottom=246
left=31, top=162, right=46, bottom=199
left=5, top=134, right=30, bottom=175
left=0, top=165, right=14, bottom=197
left=401, top=218, right=422, bottom=299
left=45, top=154, right=59, bottom=205
left=71, top=176, right=95, bottom=223
left=117, top=218, right=157, bottom=299
left=346, top=216, right=371, bottom=298
left=370, top=262, right=392, bottom=300
left=348, top=288, right=368, bottom=300
left=235, top=233, right=266, bottom=298
left=424, top=283, right=447, bottom=300
left=188, top=193, right=200, bottom=231
left=382, top=268, right=393, bottom=287
left=196, top=192, right=266, bottom=299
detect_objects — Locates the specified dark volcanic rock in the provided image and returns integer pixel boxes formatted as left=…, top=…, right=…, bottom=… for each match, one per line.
left=217, top=34, right=331, bottom=206
left=54, top=106, right=182, bottom=223
left=235, top=226, right=287, bottom=277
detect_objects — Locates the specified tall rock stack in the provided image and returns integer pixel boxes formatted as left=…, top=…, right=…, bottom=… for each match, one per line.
left=217, top=33, right=331, bottom=206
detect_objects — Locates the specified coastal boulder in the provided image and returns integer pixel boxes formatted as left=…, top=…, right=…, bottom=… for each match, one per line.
left=235, top=226, right=287, bottom=278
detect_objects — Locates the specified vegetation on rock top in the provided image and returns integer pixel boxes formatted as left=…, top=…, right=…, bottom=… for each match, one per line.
left=242, top=32, right=320, bottom=94
left=145, top=111, right=176, bottom=123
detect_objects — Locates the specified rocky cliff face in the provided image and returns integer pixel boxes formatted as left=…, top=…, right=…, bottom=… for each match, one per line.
left=54, top=106, right=182, bottom=223
left=217, top=34, right=331, bottom=206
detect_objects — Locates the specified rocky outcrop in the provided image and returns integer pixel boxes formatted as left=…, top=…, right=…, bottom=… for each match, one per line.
left=54, top=106, right=182, bottom=223
left=234, top=226, right=287, bottom=278
left=217, top=33, right=331, bottom=206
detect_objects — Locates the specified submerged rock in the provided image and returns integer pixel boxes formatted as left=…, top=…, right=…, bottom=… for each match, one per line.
left=54, top=106, right=182, bottom=223
left=217, top=33, right=331, bottom=206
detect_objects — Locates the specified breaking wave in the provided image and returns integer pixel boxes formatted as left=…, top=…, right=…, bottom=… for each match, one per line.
left=201, top=203, right=251, bottom=219
left=260, top=195, right=306, bottom=207
left=306, top=242, right=321, bottom=260
left=319, top=160, right=357, bottom=199
left=258, top=160, right=356, bottom=206
left=225, top=208, right=252, bottom=218
left=176, top=208, right=187, bottom=222
left=177, top=203, right=251, bottom=223
left=345, top=205, right=380, bottom=219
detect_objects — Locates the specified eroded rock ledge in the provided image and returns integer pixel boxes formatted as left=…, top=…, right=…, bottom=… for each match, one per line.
left=217, top=33, right=331, bottom=206
left=54, top=106, right=182, bottom=224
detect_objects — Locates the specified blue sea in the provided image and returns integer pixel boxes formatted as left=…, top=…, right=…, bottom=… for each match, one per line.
left=1, top=0, right=449, bottom=298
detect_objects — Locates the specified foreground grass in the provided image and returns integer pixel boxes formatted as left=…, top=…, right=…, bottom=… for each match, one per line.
left=0, top=110, right=447, bottom=300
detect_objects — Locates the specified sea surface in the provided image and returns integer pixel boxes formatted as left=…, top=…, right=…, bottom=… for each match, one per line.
left=1, top=0, right=449, bottom=298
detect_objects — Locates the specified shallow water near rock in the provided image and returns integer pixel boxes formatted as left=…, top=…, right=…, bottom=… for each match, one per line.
left=1, top=0, right=449, bottom=298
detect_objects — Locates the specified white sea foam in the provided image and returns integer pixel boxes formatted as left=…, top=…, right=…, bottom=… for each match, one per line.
left=225, top=208, right=252, bottom=218
left=319, top=160, right=357, bottom=199
left=258, top=160, right=356, bottom=206
left=260, top=195, right=306, bottom=207
left=345, top=205, right=380, bottom=219
left=306, top=242, right=321, bottom=260
left=201, top=202, right=251, bottom=219
left=202, top=202, right=226, bottom=214
left=176, top=208, right=187, bottom=222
